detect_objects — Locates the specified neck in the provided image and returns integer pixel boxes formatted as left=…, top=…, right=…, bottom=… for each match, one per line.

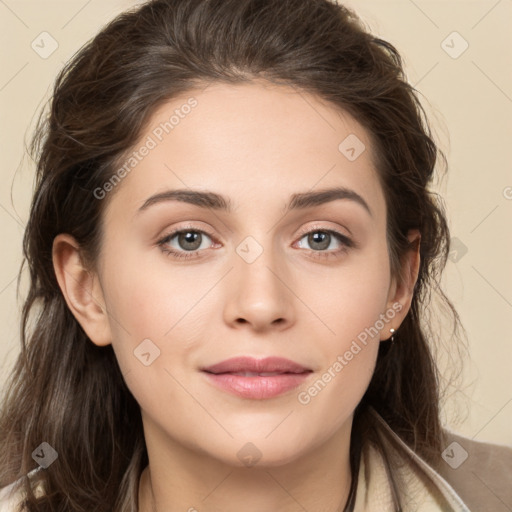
left=138, top=417, right=354, bottom=512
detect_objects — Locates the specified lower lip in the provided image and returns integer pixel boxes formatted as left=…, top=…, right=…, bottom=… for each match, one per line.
left=202, top=372, right=311, bottom=399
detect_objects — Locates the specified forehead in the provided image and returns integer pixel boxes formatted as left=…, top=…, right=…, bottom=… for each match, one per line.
left=103, top=80, right=386, bottom=220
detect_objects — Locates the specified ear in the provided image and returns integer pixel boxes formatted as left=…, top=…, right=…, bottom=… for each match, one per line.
left=381, top=229, right=421, bottom=341
left=52, top=234, right=112, bottom=346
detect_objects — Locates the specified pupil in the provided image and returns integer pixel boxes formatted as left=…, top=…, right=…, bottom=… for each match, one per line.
left=180, top=231, right=201, bottom=250
left=310, top=232, right=329, bottom=250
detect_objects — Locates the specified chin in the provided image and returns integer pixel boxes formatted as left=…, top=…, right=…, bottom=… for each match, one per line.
left=207, top=432, right=317, bottom=469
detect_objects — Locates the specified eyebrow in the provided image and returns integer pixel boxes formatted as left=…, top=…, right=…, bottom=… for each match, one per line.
left=137, top=186, right=372, bottom=217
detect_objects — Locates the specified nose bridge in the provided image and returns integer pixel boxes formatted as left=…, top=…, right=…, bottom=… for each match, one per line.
left=223, top=232, right=295, bottom=330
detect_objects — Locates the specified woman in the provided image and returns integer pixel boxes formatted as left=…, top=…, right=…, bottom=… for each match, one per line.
left=0, top=0, right=510, bottom=510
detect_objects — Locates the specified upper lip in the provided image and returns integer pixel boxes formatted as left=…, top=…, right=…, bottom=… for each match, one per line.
left=201, top=356, right=311, bottom=374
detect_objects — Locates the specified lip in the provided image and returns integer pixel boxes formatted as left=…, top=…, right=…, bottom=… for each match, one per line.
left=201, top=356, right=312, bottom=400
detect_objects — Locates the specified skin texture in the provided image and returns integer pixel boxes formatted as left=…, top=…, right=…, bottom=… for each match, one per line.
left=52, top=81, right=420, bottom=512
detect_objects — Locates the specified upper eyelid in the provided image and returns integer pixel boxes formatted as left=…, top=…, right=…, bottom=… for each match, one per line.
left=296, top=222, right=350, bottom=238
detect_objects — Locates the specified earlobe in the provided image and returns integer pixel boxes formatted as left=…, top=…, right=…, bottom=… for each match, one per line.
left=52, top=234, right=112, bottom=346
left=382, top=229, right=421, bottom=340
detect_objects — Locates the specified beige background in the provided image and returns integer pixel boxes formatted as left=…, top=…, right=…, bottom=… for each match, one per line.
left=0, top=0, right=511, bottom=446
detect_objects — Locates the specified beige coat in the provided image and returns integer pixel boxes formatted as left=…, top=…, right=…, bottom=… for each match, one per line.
left=1, top=413, right=511, bottom=511
left=356, top=410, right=512, bottom=511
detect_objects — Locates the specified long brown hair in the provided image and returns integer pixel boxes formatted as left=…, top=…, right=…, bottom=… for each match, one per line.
left=0, top=0, right=462, bottom=510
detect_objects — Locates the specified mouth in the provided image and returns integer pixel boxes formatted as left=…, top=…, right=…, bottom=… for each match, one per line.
left=217, top=371, right=297, bottom=377
left=201, top=356, right=313, bottom=399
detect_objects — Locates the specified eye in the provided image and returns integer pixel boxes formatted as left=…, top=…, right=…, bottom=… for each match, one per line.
left=294, top=228, right=354, bottom=260
left=157, top=225, right=354, bottom=262
left=157, top=228, right=217, bottom=260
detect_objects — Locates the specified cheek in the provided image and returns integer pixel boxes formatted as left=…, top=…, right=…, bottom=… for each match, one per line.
left=100, top=268, right=192, bottom=421
left=97, top=247, right=190, bottom=373
left=101, top=241, right=207, bottom=336
left=293, top=245, right=391, bottom=418
left=305, top=244, right=392, bottom=343
left=98, top=245, right=221, bottom=413
left=294, top=281, right=389, bottom=438
left=293, top=342, right=378, bottom=453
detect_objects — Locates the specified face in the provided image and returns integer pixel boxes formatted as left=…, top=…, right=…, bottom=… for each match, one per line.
left=81, top=81, right=408, bottom=467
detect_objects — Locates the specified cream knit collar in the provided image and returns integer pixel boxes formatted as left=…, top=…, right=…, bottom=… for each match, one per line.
left=353, top=410, right=471, bottom=511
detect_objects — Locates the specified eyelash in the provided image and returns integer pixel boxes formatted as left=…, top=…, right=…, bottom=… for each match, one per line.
left=157, top=224, right=354, bottom=261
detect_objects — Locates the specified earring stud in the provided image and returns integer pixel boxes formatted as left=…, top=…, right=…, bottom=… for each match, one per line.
left=389, top=328, right=396, bottom=343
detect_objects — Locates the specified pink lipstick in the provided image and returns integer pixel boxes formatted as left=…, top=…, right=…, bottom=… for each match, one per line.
left=201, top=356, right=312, bottom=399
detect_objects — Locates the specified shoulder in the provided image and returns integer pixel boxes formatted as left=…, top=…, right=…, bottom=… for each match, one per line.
left=367, top=407, right=512, bottom=511
left=434, top=430, right=512, bottom=512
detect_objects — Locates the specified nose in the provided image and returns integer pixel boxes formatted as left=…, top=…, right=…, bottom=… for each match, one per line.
left=222, top=242, right=296, bottom=333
